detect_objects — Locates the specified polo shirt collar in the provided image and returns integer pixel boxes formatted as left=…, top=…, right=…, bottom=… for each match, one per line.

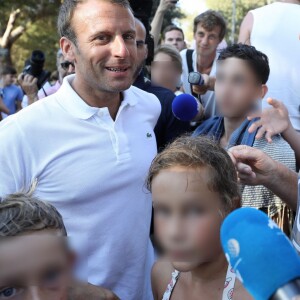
left=56, top=74, right=137, bottom=120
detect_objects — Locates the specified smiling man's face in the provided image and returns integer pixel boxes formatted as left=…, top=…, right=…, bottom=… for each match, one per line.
left=63, top=0, right=138, bottom=94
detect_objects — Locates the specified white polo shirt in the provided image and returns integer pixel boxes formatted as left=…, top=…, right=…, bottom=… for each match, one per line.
left=180, top=49, right=218, bottom=119
left=0, top=75, right=161, bottom=300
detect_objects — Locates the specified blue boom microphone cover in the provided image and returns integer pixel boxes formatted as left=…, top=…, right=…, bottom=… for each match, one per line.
left=172, top=93, right=200, bottom=122
left=221, top=207, right=300, bottom=300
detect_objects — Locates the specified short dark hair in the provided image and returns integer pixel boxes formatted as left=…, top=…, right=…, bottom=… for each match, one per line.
left=146, top=135, right=240, bottom=213
left=1, top=65, right=17, bottom=76
left=193, top=10, right=226, bottom=41
left=218, top=43, right=270, bottom=84
left=57, top=0, right=132, bottom=45
left=162, top=25, right=185, bottom=41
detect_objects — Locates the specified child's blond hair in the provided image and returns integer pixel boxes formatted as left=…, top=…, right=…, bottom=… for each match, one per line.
left=0, top=183, right=67, bottom=236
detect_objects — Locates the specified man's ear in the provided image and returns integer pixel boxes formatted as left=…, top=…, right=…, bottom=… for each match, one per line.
left=144, top=44, right=149, bottom=60
left=260, top=84, right=268, bottom=99
left=60, top=37, right=77, bottom=63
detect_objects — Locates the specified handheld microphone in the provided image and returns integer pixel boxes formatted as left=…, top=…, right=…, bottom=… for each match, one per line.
left=188, top=71, right=204, bottom=86
left=221, top=207, right=300, bottom=300
left=172, top=93, right=202, bottom=122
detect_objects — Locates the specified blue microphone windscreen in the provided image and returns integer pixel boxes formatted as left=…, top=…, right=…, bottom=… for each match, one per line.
left=172, top=93, right=199, bottom=122
left=221, top=207, right=300, bottom=300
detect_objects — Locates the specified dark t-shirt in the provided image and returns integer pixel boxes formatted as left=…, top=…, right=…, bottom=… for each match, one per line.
left=134, top=72, right=191, bottom=150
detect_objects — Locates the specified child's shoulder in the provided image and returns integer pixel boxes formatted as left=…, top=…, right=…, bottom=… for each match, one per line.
left=151, top=259, right=175, bottom=300
left=233, top=279, right=253, bottom=300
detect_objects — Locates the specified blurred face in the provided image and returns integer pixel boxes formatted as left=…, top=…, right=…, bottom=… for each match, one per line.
left=2, top=74, right=16, bottom=87
left=194, top=24, right=221, bottom=57
left=215, top=57, right=266, bottom=118
left=61, top=0, right=137, bottom=94
left=134, top=19, right=148, bottom=79
left=0, top=230, right=73, bottom=300
left=163, top=30, right=185, bottom=52
left=152, top=166, right=225, bottom=272
left=151, top=52, right=181, bottom=92
left=57, top=55, right=75, bottom=84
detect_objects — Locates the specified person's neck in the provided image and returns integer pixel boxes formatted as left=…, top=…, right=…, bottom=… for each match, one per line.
left=221, top=115, right=246, bottom=147
left=197, top=52, right=216, bottom=74
left=189, top=252, right=228, bottom=284
left=0, top=80, right=7, bottom=89
left=165, top=83, right=177, bottom=93
left=72, top=76, right=122, bottom=120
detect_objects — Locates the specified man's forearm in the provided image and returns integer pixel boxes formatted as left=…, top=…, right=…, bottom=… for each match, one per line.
left=150, top=10, right=165, bottom=48
left=282, top=125, right=300, bottom=164
left=265, top=161, right=298, bottom=211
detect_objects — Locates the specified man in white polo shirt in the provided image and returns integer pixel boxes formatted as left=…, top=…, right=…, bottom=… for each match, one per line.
left=0, top=0, right=161, bottom=299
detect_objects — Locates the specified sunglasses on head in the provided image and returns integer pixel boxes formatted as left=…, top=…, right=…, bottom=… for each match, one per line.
left=60, top=61, right=75, bottom=70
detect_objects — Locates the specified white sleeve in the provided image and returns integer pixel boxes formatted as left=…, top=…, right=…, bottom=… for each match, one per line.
left=0, top=116, right=34, bottom=197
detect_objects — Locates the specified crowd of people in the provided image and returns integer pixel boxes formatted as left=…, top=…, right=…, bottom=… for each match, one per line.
left=0, top=0, right=299, bottom=299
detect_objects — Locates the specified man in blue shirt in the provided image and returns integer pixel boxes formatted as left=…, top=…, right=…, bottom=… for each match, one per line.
left=0, top=65, right=23, bottom=119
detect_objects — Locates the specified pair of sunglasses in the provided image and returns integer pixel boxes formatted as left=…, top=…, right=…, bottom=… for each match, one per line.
left=60, top=61, right=75, bottom=70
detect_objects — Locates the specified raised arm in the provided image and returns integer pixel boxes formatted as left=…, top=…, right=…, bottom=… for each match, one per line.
left=238, top=12, right=253, bottom=45
left=150, top=0, right=177, bottom=48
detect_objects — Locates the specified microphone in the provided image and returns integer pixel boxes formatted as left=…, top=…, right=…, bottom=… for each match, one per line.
left=188, top=71, right=204, bottom=86
left=221, top=207, right=300, bottom=300
left=172, top=93, right=202, bottom=122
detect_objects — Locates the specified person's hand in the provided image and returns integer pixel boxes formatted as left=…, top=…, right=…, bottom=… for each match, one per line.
left=18, top=73, right=38, bottom=98
left=248, top=98, right=291, bottom=143
left=68, top=282, right=119, bottom=300
left=192, top=74, right=211, bottom=95
left=8, top=8, right=21, bottom=26
left=0, top=98, right=9, bottom=115
left=228, top=145, right=277, bottom=186
left=157, top=0, right=177, bottom=13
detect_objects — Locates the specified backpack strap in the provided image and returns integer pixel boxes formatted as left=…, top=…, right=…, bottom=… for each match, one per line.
left=186, top=49, right=198, bottom=98
left=186, top=49, right=194, bottom=74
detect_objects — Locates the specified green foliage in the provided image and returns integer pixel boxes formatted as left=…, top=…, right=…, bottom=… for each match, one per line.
left=11, top=18, right=59, bottom=73
left=0, top=0, right=61, bottom=72
left=206, top=0, right=273, bottom=43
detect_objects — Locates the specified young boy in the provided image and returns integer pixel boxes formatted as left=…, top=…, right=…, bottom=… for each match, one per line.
left=0, top=187, right=118, bottom=300
left=0, top=65, right=23, bottom=119
left=193, top=43, right=295, bottom=234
